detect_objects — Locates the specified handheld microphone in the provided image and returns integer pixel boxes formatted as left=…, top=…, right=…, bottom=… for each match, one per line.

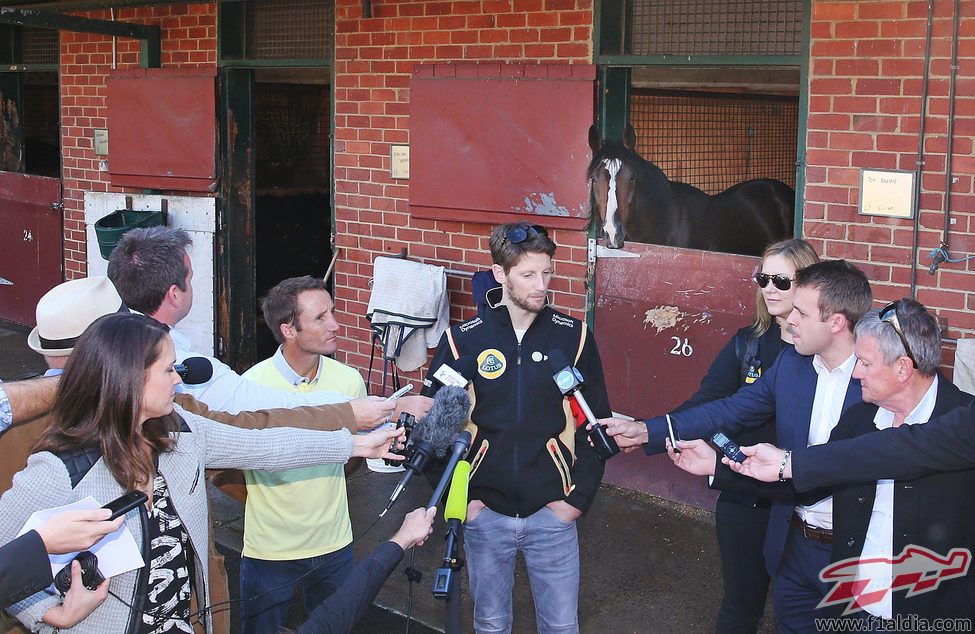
left=547, top=349, right=619, bottom=461
left=426, top=431, right=472, bottom=510
left=433, top=460, right=470, bottom=599
left=381, top=386, right=471, bottom=516
left=427, top=354, right=477, bottom=393
left=175, top=357, right=213, bottom=385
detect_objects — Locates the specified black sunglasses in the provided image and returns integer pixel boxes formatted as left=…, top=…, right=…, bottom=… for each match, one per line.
left=754, top=273, right=794, bottom=291
left=879, top=302, right=918, bottom=368
left=502, top=224, right=548, bottom=246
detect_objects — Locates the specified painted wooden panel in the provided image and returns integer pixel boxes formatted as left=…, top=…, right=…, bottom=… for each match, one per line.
left=0, top=171, right=62, bottom=326
left=594, top=243, right=761, bottom=510
left=410, top=64, right=595, bottom=229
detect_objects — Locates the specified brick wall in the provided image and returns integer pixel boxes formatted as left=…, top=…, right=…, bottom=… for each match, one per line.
left=805, top=0, right=975, bottom=367
left=59, top=4, right=217, bottom=279
left=331, top=1, right=594, bottom=388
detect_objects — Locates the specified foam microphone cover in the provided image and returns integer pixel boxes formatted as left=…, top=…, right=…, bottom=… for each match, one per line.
left=412, top=385, right=471, bottom=458
left=444, top=460, right=471, bottom=522
left=179, top=357, right=214, bottom=385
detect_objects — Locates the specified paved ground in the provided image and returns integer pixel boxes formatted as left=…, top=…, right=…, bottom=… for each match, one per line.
left=1, top=319, right=776, bottom=633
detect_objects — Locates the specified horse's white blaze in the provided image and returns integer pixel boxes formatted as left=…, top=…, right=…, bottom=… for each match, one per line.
left=601, top=158, right=622, bottom=243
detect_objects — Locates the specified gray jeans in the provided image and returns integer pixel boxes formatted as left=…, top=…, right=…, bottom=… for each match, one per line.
left=463, top=505, right=580, bottom=634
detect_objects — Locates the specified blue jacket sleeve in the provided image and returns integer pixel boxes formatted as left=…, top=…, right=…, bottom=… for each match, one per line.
left=0, top=530, right=53, bottom=610
left=642, top=358, right=780, bottom=456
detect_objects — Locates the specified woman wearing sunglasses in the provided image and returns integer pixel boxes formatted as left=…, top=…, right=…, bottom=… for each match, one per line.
left=0, top=312, right=402, bottom=634
left=670, top=238, right=819, bottom=634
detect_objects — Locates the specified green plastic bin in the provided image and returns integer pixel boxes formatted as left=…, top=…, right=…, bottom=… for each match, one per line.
left=94, top=209, right=166, bottom=260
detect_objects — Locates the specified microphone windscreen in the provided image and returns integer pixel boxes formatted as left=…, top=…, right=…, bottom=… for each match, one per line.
left=444, top=460, right=471, bottom=522
left=547, top=348, right=571, bottom=372
left=180, top=357, right=214, bottom=385
left=412, top=385, right=471, bottom=457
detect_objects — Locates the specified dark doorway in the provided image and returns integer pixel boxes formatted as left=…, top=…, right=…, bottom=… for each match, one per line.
left=254, top=78, right=332, bottom=358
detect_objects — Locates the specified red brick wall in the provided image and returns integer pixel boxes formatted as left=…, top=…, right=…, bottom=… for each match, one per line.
left=59, top=4, right=217, bottom=279
left=331, top=1, right=594, bottom=388
left=805, top=0, right=975, bottom=367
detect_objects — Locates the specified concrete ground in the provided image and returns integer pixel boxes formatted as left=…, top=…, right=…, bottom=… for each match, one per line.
left=1, top=319, right=776, bottom=633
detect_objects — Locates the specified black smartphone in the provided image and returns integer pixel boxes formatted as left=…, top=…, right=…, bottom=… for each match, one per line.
left=102, top=490, right=148, bottom=520
left=666, top=414, right=681, bottom=454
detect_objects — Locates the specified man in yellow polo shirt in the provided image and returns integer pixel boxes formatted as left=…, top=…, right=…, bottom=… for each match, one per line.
left=240, top=276, right=366, bottom=634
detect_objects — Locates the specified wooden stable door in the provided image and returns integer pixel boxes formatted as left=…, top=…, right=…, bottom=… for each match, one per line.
left=0, top=171, right=62, bottom=326
left=594, top=244, right=759, bottom=510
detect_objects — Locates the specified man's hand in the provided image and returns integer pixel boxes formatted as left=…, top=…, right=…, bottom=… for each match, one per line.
left=35, top=509, right=125, bottom=555
left=394, top=395, right=433, bottom=422
left=666, top=438, right=717, bottom=476
left=349, top=396, right=397, bottom=432
left=726, top=443, right=790, bottom=482
left=545, top=500, right=582, bottom=523
left=390, top=507, right=436, bottom=550
left=351, top=425, right=407, bottom=460
left=466, top=499, right=487, bottom=523
left=42, top=561, right=110, bottom=628
left=601, top=417, right=648, bottom=451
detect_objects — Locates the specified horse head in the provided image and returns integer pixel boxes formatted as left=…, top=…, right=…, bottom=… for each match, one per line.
left=587, top=125, right=652, bottom=249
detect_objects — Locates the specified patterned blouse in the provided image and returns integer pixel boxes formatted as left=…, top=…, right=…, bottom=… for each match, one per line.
left=138, top=472, right=193, bottom=634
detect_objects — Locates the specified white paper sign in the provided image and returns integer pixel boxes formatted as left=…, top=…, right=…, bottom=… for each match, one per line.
left=17, top=496, right=145, bottom=585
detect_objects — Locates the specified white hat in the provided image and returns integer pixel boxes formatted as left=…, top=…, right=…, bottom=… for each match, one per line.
left=27, top=277, right=125, bottom=357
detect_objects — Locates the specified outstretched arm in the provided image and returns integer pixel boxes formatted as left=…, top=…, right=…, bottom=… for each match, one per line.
left=0, top=376, right=59, bottom=430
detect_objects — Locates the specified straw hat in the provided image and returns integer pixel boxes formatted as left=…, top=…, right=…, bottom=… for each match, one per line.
left=27, top=277, right=125, bottom=357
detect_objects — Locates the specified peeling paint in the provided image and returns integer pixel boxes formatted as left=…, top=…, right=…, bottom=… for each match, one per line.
left=518, top=192, right=570, bottom=216
left=642, top=305, right=683, bottom=333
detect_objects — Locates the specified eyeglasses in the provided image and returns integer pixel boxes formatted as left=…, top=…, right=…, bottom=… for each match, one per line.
left=879, top=302, right=918, bottom=368
left=502, top=224, right=548, bottom=246
left=754, top=273, right=794, bottom=291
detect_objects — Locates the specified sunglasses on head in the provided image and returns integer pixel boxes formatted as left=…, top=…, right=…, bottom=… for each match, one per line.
left=754, top=273, right=794, bottom=291
left=502, top=224, right=548, bottom=246
left=879, top=301, right=918, bottom=368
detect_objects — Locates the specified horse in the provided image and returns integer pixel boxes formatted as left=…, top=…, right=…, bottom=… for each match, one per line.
left=587, top=125, right=795, bottom=256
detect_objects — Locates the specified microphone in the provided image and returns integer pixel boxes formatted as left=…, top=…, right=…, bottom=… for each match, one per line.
left=426, top=431, right=472, bottom=510
left=175, top=357, right=213, bottom=385
left=433, top=459, right=470, bottom=599
left=427, top=354, right=477, bottom=393
left=381, top=386, right=471, bottom=516
left=547, top=349, right=619, bottom=461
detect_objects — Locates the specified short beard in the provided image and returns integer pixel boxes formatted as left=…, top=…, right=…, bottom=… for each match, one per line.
left=506, top=281, right=545, bottom=314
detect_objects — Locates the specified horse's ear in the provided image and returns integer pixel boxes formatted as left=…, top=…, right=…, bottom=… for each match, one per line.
left=588, top=125, right=602, bottom=153
left=623, top=125, right=637, bottom=149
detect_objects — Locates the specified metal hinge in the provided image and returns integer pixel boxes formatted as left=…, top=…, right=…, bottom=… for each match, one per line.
left=49, top=201, right=64, bottom=210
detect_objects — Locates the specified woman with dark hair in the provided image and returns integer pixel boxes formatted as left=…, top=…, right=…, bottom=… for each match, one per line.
left=0, top=312, right=402, bottom=633
left=670, top=238, right=819, bottom=634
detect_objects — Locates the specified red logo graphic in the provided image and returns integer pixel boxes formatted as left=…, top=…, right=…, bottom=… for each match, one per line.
left=819, top=546, right=971, bottom=615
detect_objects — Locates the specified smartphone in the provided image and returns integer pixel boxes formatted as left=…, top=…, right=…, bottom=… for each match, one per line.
left=666, top=414, right=681, bottom=454
left=386, top=383, right=414, bottom=401
left=102, top=490, right=148, bottom=520
left=712, top=432, right=746, bottom=463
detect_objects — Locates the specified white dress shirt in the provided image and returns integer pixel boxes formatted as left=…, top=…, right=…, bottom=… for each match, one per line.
left=796, top=352, right=858, bottom=530
left=856, top=376, right=939, bottom=619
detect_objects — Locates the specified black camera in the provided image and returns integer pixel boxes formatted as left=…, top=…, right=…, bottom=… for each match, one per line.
left=54, top=550, right=105, bottom=594
left=384, top=411, right=417, bottom=466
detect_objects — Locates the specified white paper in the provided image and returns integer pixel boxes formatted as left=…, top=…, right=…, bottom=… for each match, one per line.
left=17, top=496, right=145, bottom=584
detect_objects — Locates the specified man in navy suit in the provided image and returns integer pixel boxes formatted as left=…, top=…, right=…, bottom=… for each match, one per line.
left=601, top=260, right=873, bottom=633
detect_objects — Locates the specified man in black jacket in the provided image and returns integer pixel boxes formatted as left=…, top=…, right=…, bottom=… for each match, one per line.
left=423, top=221, right=611, bottom=634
